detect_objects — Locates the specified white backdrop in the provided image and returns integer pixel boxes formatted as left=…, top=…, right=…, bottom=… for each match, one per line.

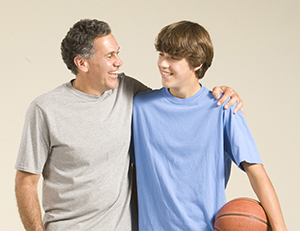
left=1, top=0, right=299, bottom=230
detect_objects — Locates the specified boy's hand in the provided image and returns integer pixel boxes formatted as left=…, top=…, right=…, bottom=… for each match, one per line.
left=212, top=86, right=245, bottom=116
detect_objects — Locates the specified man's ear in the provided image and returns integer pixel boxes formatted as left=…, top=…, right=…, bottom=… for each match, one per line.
left=194, top=64, right=203, bottom=72
left=74, top=56, right=88, bottom=73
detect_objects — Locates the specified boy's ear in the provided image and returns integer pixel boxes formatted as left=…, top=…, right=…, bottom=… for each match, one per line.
left=194, top=64, right=203, bottom=72
left=74, top=56, right=88, bottom=73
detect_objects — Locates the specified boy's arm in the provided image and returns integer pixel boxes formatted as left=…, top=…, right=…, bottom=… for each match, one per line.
left=242, top=162, right=288, bottom=231
left=212, top=86, right=244, bottom=115
left=15, top=170, right=44, bottom=231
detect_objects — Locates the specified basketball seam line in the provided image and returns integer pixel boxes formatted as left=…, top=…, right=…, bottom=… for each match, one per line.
left=215, top=213, right=270, bottom=226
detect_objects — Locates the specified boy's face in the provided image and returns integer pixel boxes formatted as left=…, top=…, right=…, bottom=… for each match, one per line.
left=157, top=52, right=199, bottom=97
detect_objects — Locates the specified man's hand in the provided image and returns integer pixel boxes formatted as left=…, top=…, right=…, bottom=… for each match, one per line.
left=212, top=86, right=245, bottom=116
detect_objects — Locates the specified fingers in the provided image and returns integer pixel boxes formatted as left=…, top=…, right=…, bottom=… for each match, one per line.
left=224, top=93, right=244, bottom=114
left=216, top=87, right=234, bottom=106
left=223, top=95, right=238, bottom=109
left=211, top=86, right=224, bottom=100
left=232, top=100, right=244, bottom=116
left=212, top=86, right=245, bottom=115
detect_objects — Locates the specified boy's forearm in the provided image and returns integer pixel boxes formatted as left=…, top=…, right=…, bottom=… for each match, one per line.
left=243, top=163, right=288, bottom=231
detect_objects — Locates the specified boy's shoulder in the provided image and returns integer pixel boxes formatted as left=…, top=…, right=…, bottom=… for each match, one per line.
left=134, top=88, right=163, bottom=100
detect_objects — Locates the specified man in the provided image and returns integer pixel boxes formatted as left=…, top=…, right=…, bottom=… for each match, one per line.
left=132, top=20, right=287, bottom=230
left=15, top=19, right=243, bottom=231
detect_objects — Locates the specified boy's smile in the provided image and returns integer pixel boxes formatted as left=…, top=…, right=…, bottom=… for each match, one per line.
left=157, top=52, right=201, bottom=98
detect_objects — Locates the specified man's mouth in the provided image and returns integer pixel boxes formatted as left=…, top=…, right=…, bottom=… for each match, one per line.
left=108, top=70, right=119, bottom=77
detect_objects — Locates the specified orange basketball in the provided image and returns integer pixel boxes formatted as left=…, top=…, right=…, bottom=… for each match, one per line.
left=214, top=197, right=270, bottom=231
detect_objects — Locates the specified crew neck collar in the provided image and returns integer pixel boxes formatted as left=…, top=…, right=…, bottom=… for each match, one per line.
left=65, top=80, right=113, bottom=102
left=162, top=83, right=206, bottom=105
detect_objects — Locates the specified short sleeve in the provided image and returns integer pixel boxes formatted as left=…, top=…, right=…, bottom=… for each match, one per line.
left=223, top=104, right=262, bottom=170
left=15, top=102, right=50, bottom=174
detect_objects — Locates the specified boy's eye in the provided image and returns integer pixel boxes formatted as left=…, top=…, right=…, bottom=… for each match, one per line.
left=171, top=56, right=180, bottom=60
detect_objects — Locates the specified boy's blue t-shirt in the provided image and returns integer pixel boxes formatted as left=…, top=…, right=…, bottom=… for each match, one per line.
left=132, top=86, right=262, bottom=231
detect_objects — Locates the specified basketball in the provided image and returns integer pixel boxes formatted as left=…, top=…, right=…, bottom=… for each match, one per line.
left=214, top=197, right=270, bottom=231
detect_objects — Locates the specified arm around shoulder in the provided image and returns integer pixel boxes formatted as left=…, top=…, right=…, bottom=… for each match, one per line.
left=15, top=170, right=44, bottom=231
left=242, top=162, right=288, bottom=231
left=212, top=86, right=244, bottom=116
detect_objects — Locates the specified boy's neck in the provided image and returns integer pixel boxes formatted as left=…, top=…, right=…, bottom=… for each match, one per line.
left=169, top=83, right=202, bottom=99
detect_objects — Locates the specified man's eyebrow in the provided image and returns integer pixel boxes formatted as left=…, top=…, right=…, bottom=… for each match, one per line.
left=105, top=47, right=121, bottom=56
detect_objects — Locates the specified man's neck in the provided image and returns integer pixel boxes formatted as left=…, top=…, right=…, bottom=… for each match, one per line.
left=72, top=76, right=105, bottom=97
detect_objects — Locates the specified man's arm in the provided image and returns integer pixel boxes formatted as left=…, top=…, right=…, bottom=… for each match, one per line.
left=212, top=86, right=244, bottom=115
left=242, top=162, right=288, bottom=231
left=15, top=170, right=44, bottom=231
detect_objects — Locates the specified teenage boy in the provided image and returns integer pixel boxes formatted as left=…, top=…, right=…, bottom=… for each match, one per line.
left=132, top=21, right=287, bottom=231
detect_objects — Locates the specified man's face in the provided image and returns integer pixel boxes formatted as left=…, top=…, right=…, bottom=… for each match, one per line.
left=86, top=34, right=123, bottom=93
left=157, top=52, right=198, bottom=96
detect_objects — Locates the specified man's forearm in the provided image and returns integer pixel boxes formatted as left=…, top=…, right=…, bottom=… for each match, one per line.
left=15, top=171, right=44, bottom=231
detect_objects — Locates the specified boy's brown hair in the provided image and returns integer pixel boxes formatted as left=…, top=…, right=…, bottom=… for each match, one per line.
left=155, top=21, right=214, bottom=79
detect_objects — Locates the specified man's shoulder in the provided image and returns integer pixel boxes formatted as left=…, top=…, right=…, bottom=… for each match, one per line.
left=31, top=82, right=69, bottom=108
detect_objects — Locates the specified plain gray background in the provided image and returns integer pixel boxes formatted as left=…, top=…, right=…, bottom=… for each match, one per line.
left=1, top=0, right=298, bottom=230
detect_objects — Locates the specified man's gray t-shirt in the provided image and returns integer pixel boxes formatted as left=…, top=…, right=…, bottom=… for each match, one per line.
left=15, top=73, right=149, bottom=230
